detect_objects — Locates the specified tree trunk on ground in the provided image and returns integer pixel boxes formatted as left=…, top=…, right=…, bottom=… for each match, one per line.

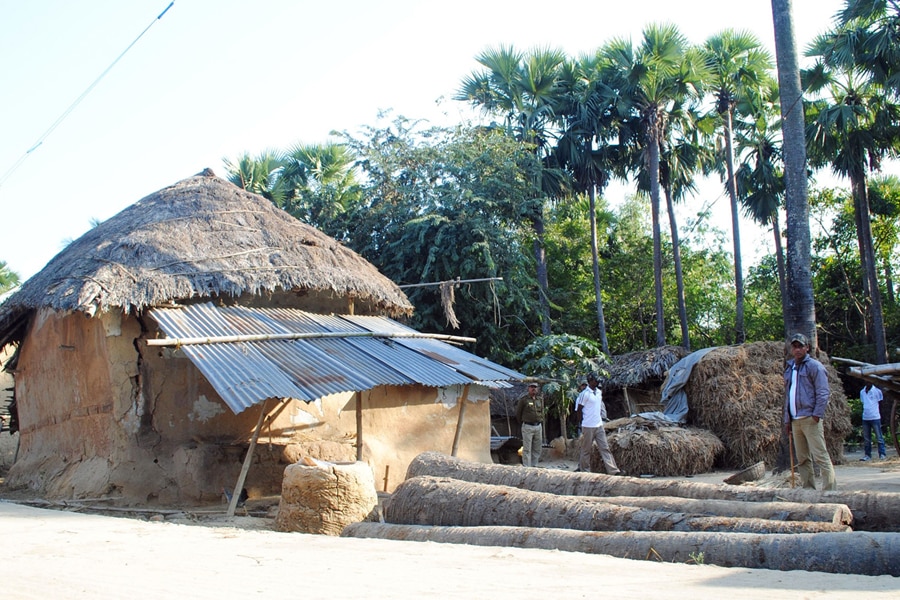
left=584, top=495, right=850, bottom=525
left=343, top=523, right=900, bottom=577
left=406, top=452, right=900, bottom=531
left=387, top=476, right=849, bottom=534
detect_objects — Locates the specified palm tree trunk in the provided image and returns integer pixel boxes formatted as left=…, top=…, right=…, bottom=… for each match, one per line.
left=532, top=213, right=552, bottom=336
left=771, top=0, right=817, bottom=346
left=648, top=114, right=666, bottom=348
left=385, top=476, right=847, bottom=534
left=665, top=184, right=690, bottom=350
left=589, top=185, right=610, bottom=353
left=407, top=451, right=900, bottom=531
left=724, top=110, right=745, bottom=343
left=851, top=172, right=888, bottom=363
left=345, top=523, right=900, bottom=576
left=771, top=212, right=790, bottom=338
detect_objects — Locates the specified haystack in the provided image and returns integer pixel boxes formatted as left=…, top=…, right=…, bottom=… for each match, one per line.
left=683, top=342, right=851, bottom=469
left=602, top=416, right=724, bottom=476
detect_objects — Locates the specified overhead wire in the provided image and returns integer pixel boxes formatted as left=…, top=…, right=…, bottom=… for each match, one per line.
left=0, top=2, right=175, bottom=189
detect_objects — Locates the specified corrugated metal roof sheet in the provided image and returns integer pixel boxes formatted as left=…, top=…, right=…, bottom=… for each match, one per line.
left=148, top=302, right=524, bottom=414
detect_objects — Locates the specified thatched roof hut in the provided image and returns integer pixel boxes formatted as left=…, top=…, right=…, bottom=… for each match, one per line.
left=0, top=169, right=412, bottom=347
left=602, top=346, right=688, bottom=419
left=0, top=171, right=521, bottom=504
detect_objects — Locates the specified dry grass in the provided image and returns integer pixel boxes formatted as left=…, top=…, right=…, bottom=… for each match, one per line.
left=683, top=342, right=851, bottom=469
left=603, top=416, right=724, bottom=476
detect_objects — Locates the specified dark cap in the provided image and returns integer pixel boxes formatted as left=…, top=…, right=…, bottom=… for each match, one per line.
left=789, top=333, right=809, bottom=347
left=586, top=373, right=599, bottom=382
left=528, top=382, right=539, bottom=388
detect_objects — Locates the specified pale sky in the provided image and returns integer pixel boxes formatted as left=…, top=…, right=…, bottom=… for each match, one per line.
left=0, top=0, right=863, bottom=282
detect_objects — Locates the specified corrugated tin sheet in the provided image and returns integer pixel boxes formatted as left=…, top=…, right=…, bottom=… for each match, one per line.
left=148, top=303, right=525, bottom=414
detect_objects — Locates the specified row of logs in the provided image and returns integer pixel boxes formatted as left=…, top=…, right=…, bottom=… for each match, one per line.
left=341, top=452, right=900, bottom=576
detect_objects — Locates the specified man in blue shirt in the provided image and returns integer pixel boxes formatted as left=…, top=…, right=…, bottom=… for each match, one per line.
left=860, top=383, right=887, bottom=461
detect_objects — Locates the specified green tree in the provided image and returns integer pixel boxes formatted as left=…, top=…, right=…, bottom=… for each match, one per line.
left=836, top=0, right=900, bottom=94
left=516, top=333, right=609, bottom=438
left=805, top=27, right=900, bottom=363
left=703, top=29, right=775, bottom=344
left=599, top=24, right=707, bottom=347
left=338, top=117, right=544, bottom=361
left=0, top=261, right=20, bottom=295
left=457, top=45, right=569, bottom=336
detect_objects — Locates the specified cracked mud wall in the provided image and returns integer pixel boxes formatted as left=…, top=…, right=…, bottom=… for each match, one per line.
left=7, top=309, right=494, bottom=504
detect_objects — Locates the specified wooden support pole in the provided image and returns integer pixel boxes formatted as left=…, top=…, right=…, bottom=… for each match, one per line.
left=356, top=391, right=363, bottom=461
left=451, top=385, right=470, bottom=457
left=227, top=398, right=269, bottom=517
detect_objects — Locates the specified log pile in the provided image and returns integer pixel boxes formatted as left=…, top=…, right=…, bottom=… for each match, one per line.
left=339, top=452, right=900, bottom=576
left=683, top=342, right=852, bottom=468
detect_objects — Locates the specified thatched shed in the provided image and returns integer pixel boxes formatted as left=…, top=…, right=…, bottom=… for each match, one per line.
left=0, top=170, right=523, bottom=504
left=602, top=346, right=688, bottom=419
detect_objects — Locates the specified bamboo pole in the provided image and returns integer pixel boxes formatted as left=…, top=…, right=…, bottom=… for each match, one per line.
left=451, top=386, right=470, bottom=457
left=145, top=330, right=476, bottom=347
left=227, top=398, right=269, bottom=517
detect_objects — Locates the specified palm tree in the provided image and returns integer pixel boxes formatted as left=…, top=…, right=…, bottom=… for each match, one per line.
left=703, top=30, right=776, bottom=344
left=0, top=260, right=20, bottom=296
left=635, top=100, right=714, bottom=350
left=734, top=95, right=789, bottom=335
left=599, top=24, right=707, bottom=348
left=805, top=28, right=900, bottom=363
left=771, top=0, right=818, bottom=348
left=552, top=54, right=620, bottom=353
left=457, top=45, right=567, bottom=336
left=836, top=0, right=900, bottom=94
left=222, top=149, right=288, bottom=205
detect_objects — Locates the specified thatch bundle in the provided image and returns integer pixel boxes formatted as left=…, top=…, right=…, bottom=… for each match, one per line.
left=603, top=416, right=724, bottom=476
left=683, top=342, right=851, bottom=469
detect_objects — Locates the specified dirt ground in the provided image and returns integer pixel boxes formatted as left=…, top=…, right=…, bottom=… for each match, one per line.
left=1, top=432, right=899, bottom=598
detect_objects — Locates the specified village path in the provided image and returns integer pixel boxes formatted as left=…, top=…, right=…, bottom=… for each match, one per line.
left=1, top=499, right=898, bottom=600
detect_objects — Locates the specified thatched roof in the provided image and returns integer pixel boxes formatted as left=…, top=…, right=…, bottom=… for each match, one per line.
left=0, top=170, right=413, bottom=345
left=603, top=346, right=689, bottom=391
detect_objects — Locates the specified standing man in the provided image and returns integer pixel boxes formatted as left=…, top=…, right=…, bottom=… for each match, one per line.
left=516, top=382, right=544, bottom=467
left=575, top=373, right=620, bottom=475
left=860, top=383, right=887, bottom=461
left=783, top=333, right=836, bottom=490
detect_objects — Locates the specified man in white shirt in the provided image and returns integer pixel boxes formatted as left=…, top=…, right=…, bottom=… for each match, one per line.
left=860, top=383, right=887, bottom=461
left=574, top=373, right=621, bottom=475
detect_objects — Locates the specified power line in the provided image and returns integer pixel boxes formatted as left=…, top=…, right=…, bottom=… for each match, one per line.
left=0, top=2, right=175, bottom=189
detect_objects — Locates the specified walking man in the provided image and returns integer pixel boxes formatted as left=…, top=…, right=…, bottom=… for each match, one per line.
left=575, top=373, right=620, bottom=475
left=783, top=333, right=836, bottom=490
left=516, top=382, right=544, bottom=467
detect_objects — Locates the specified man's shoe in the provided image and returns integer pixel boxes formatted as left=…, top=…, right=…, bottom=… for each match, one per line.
left=860, top=455, right=871, bottom=461
left=879, top=455, right=887, bottom=460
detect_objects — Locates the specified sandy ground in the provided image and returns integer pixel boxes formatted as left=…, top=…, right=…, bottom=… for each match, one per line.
left=1, top=432, right=899, bottom=598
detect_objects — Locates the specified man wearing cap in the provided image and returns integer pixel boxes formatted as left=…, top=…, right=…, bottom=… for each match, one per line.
left=516, top=382, right=545, bottom=467
left=783, top=333, right=836, bottom=490
left=575, top=373, right=621, bottom=475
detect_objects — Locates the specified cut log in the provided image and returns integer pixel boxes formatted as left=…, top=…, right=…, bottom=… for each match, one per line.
left=342, top=522, right=900, bottom=577
left=583, top=495, right=850, bottom=525
left=407, top=452, right=899, bottom=531
left=386, top=476, right=850, bottom=534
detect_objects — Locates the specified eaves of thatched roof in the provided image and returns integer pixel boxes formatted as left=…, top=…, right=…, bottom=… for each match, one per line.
left=603, top=345, right=689, bottom=391
left=0, top=170, right=413, bottom=346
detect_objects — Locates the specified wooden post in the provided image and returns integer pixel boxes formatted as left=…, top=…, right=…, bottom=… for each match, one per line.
left=356, top=391, right=363, bottom=461
left=227, top=398, right=269, bottom=517
left=451, top=385, right=470, bottom=457
left=383, top=465, right=390, bottom=492
left=623, top=387, right=637, bottom=416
